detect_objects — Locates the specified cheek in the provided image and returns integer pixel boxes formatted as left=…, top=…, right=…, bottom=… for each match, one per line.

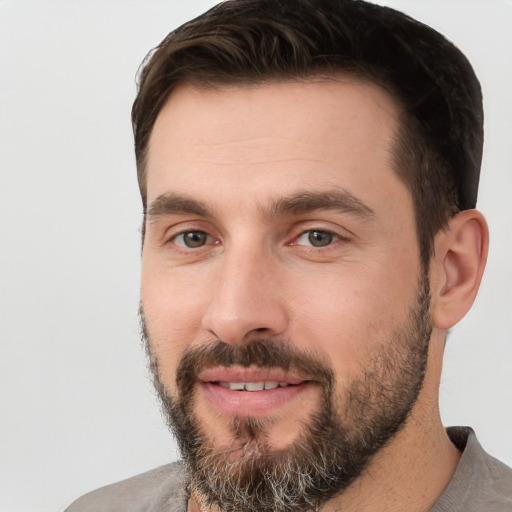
left=141, top=265, right=211, bottom=391
left=288, top=259, right=419, bottom=380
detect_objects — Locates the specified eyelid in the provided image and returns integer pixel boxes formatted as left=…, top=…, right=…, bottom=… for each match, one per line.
left=161, top=220, right=220, bottom=249
left=295, top=229, right=340, bottom=246
left=171, top=230, right=213, bottom=248
left=288, top=221, right=352, bottom=244
left=290, top=229, right=345, bottom=251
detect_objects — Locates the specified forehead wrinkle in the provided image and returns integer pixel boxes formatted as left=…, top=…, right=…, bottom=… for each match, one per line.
left=179, top=137, right=333, bottom=166
left=260, top=189, right=375, bottom=220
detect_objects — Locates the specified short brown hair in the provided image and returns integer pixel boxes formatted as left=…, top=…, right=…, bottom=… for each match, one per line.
left=132, top=0, right=483, bottom=265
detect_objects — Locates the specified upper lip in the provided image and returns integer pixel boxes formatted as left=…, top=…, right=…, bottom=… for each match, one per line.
left=198, top=366, right=308, bottom=385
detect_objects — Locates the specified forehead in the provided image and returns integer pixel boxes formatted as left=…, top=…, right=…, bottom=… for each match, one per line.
left=145, top=78, right=405, bottom=211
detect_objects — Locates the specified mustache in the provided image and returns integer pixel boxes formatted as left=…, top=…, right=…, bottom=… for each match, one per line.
left=175, top=339, right=334, bottom=396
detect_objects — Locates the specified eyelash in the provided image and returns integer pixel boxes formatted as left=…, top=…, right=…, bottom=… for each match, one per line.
left=168, top=227, right=344, bottom=252
left=171, top=230, right=216, bottom=249
left=293, top=229, right=343, bottom=248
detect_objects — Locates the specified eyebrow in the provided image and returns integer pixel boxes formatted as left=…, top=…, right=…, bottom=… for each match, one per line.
left=146, top=193, right=212, bottom=219
left=146, top=189, right=374, bottom=221
left=263, top=189, right=375, bottom=220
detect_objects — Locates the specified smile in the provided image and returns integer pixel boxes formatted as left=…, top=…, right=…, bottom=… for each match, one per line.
left=216, top=381, right=294, bottom=391
left=196, top=368, right=314, bottom=417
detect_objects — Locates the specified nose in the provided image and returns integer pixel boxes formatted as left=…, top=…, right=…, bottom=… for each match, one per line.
left=201, top=245, right=288, bottom=345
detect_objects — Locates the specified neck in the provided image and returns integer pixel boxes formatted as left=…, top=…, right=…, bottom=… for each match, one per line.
left=323, top=328, right=460, bottom=512
left=325, top=408, right=460, bottom=512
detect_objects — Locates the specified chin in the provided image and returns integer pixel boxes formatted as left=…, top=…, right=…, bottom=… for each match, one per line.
left=195, top=402, right=313, bottom=456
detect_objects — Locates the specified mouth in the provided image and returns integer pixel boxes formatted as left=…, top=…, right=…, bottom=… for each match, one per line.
left=216, top=381, right=295, bottom=391
left=197, top=367, right=315, bottom=417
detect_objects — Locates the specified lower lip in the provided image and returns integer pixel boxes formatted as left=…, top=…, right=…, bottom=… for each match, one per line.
left=199, top=382, right=314, bottom=417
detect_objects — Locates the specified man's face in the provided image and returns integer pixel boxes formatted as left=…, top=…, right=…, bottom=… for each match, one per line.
left=141, top=79, right=431, bottom=511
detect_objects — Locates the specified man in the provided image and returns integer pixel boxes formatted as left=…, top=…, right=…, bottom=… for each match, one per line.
left=65, top=0, right=512, bottom=511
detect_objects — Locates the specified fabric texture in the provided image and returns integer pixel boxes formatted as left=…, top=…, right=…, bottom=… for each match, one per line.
left=431, top=427, right=512, bottom=511
left=64, top=462, right=187, bottom=512
left=64, top=428, right=512, bottom=512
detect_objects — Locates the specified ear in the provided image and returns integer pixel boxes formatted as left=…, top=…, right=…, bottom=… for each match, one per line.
left=430, top=210, right=489, bottom=330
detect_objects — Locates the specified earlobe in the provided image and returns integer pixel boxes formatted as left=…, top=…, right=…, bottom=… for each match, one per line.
left=431, top=210, right=489, bottom=330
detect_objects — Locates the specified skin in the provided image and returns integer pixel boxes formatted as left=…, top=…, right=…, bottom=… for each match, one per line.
left=141, top=79, right=488, bottom=511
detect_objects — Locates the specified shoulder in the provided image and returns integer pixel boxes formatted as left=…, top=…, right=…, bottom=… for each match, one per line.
left=470, top=440, right=512, bottom=505
left=432, top=427, right=512, bottom=512
left=64, top=462, right=187, bottom=512
left=454, top=427, right=512, bottom=496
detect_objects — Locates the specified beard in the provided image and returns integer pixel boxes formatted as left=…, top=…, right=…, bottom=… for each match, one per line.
left=141, top=273, right=432, bottom=512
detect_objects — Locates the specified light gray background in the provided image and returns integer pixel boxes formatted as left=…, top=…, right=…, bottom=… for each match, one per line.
left=1, top=1, right=511, bottom=511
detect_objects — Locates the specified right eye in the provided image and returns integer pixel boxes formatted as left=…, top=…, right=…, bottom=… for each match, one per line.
left=172, top=231, right=211, bottom=248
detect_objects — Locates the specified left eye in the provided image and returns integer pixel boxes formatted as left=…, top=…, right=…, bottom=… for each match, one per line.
left=173, top=231, right=211, bottom=248
left=296, top=230, right=338, bottom=247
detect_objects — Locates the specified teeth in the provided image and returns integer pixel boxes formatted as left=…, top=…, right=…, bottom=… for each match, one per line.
left=217, top=381, right=290, bottom=391
left=244, top=382, right=265, bottom=391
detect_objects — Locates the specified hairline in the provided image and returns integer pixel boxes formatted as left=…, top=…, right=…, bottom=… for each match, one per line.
left=139, top=71, right=412, bottom=206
